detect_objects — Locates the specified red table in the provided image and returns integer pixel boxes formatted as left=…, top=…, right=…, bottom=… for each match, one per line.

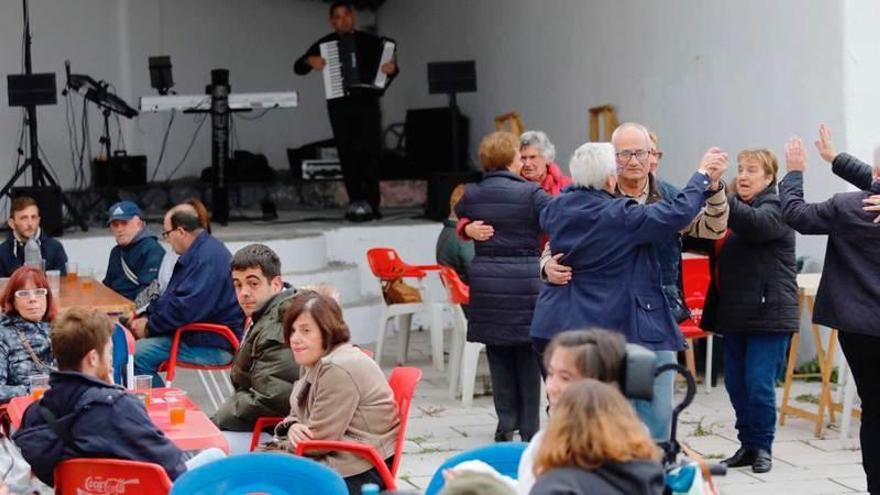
left=6, top=387, right=228, bottom=454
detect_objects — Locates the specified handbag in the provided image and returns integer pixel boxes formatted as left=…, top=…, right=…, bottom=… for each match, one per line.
left=382, top=278, right=422, bottom=304
left=1, top=431, right=52, bottom=495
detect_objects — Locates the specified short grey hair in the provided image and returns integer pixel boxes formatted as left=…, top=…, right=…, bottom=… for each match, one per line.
left=610, top=122, right=652, bottom=150
left=520, top=130, right=556, bottom=162
left=569, top=142, right=616, bottom=189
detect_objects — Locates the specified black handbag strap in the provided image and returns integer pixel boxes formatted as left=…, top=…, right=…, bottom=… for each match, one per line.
left=38, top=405, right=84, bottom=455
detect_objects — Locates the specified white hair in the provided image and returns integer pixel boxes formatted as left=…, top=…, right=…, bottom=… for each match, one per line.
left=520, top=130, right=556, bottom=162
left=610, top=122, right=652, bottom=149
left=569, top=142, right=616, bottom=189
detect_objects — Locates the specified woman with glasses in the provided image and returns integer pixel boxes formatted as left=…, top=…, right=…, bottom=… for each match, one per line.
left=0, top=266, right=58, bottom=402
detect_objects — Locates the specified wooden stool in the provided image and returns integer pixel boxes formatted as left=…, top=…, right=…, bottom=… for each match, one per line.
left=588, top=104, right=618, bottom=141
left=495, top=111, right=524, bottom=136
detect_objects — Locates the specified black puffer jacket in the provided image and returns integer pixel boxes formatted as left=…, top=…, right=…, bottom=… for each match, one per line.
left=699, top=186, right=799, bottom=334
left=455, top=171, right=551, bottom=345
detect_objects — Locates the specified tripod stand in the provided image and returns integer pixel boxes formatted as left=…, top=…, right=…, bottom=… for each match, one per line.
left=0, top=0, right=88, bottom=232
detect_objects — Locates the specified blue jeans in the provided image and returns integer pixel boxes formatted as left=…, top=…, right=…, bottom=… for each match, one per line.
left=723, top=332, right=789, bottom=452
left=134, top=336, right=234, bottom=387
left=633, top=350, right=676, bottom=442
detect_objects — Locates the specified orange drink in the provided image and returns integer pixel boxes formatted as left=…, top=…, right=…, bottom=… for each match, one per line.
left=166, top=390, right=187, bottom=425
left=66, top=262, right=79, bottom=281
left=82, top=278, right=94, bottom=290
left=169, top=406, right=186, bottom=425
left=29, top=374, right=49, bottom=401
left=30, top=387, right=46, bottom=400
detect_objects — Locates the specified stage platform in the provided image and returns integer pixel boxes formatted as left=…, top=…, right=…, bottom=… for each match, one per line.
left=55, top=206, right=446, bottom=345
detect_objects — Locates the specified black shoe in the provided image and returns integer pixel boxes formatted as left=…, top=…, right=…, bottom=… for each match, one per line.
left=752, top=449, right=772, bottom=473
left=345, top=201, right=374, bottom=222
left=722, top=447, right=757, bottom=468
left=494, top=430, right=514, bottom=442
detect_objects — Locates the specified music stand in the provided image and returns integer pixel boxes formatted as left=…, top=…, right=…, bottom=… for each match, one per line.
left=427, top=61, right=476, bottom=171
left=149, top=56, right=174, bottom=95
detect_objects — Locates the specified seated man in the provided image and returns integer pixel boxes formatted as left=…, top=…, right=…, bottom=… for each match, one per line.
left=131, top=204, right=244, bottom=386
left=103, top=201, right=166, bottom=301
left=213, top=244, right=299, bottom=439
left=436, top=184, right=474, bottom=284
left=12, top=308, right=190, bottom=485
left=0, top=196, right=67, bottom=277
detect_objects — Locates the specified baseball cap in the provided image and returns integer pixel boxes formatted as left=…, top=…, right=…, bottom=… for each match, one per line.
left=106, top=201, right=143, bottom=225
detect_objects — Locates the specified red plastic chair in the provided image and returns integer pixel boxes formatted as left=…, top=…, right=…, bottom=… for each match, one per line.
left=54, top=458, right=172, bottom=495
left=366, top=247, right=444, bottom=369
left=679, top=294, right=714, bottom=394
left=294, top=366, right=423, bottom=491
left=682, top=256, right=711, bottom=299
left=158, top=322, right=241, bottom=411
left=438, top=267, right=484, bottom=407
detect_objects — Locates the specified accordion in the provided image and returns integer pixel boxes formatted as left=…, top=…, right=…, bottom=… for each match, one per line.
left=319, top=38, right=396, bottom=100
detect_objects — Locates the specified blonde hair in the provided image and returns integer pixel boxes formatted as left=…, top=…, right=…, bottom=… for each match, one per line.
left=737, top=149, right=779, bottom=186
left=478, top=131, right=520, bottom=172
left=449, top=184, right=467, bottom=213
left=533, top=380, right=660, bottom=476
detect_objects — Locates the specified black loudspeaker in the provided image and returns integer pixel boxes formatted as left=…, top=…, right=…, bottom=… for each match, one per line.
left=405, top=107, right=469, bottom=176
left=425, top=171, right=482, bottom=221
left=427, top=61, right=477, bottom=94
left=92, top=154, right=147, bottom=187
left=12, top=186, right=63, bottom=237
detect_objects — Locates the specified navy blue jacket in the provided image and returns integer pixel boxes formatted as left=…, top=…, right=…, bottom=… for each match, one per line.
left=146, top=232, right=244, bottom=349
left=454, top=171, right=551, bottom=345
left=831, top=152, right=880, bottom=193
left=0, top=229, right=68, bottom=277
left=530, top=172, right=711, bottom=351
left=699, top=187, right=799, bottom=334
left=781, top=168, right=880, bottom=337
left=12, top=371, right=186, bottom=485
left=103, top=227, right=166, bottom=300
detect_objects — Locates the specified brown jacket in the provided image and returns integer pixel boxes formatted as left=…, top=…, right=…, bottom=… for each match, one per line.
left=279, top=343, right=400, bottom=477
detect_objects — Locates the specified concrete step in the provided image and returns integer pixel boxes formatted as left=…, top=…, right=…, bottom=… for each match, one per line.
left=343, top=295, right=384, bottom=345
left=226, top=234, right=327, bottom=273
left=283, top=262, right=362, bottom=305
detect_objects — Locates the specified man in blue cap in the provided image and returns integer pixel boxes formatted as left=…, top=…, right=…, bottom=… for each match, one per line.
left=103, top=201, right=166, bottom=301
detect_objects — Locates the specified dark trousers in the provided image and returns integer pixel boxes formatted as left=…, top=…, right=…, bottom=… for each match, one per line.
left=343, top=456, right=394, bottom=495
left=327, top=96, right=382, bottom=211
left=723, top=332, right=789, bottom=452
left=485, top=343, right=542, bottom=441
left=531, top=337, right=551, bottom=379
left=839, top=331, right=880, bottom=494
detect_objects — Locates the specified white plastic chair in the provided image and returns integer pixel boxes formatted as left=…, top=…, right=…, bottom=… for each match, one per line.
left=438, top=266, right=486, bottom=407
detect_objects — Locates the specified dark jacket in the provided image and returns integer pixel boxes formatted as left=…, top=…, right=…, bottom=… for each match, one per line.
left=529, top=461, right=666, bottom=495
left=831, top=152, right=880, bottom=193
left=454, top=171, right=551, bottom=345
left=699, top=186, right=799, bottom=334
left=146, top=231, right=244, bottom=349
left=530, top=172, right=710, bottom=351
left=0, top=315, right=55, bottom=403
left=294, top=30, right=398, bottom=98
left=103, top=227, right=166, bottom=300
left=780, top=170, right=880, bottom=337
left=0, top=229, right=67, bottom=277
left=12, top=371, right=186, bottom=486
left=436, top=218, right=475, bottom=284
left=213, top=289, right=300, bottom=431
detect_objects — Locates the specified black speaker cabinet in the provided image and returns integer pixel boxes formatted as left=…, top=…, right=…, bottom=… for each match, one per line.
left=92, top=154, right=147, bottom=188
left=405, top=107, right=469, bottom=176
left=425, top=171, right=482, bottom=221
left=11, top=186, right=63, bottom=237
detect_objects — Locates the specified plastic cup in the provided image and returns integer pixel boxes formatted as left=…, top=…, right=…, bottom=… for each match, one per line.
left=66, top=262, right=79, bottom=282
left=29, top=373, right=49, bottom=400
left=82, top=269, right=95, bottom=290
left=166, top=390, right=187, bottom=425
left=24, top=259, right=45, bottom=272
left=134, top=375, right=152, bottom=408
left=46, top=270, right=61, bottom=296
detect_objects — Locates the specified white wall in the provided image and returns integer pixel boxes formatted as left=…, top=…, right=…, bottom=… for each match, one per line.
left=380, top=0, right=848, bottom=263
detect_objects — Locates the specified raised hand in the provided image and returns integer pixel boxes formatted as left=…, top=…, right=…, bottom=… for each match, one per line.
left=815, top=124, right=838, bottom=163
left=700, top=147, right=728, bottom=186
left=785, top=136, right=807, bottom=172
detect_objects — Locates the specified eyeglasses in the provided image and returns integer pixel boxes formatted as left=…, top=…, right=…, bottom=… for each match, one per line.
left=615, top=149, right=651, bottom=164
left=161, top=228, right=176, bottom=240
left=652, top=150, right=664, bottom=160
left=14, top=288, right=48, bottom=298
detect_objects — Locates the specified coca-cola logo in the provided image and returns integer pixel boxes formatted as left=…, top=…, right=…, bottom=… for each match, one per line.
left=77, top=476, right=140, bottom=495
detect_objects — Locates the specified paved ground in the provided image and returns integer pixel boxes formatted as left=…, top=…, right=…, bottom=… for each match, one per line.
left=382, top=330, right=867, bottom=494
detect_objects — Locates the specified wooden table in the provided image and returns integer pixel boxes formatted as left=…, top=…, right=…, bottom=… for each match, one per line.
left=779, top=273, right=859, bottom=437
left=6, top=387, right=229, bottom=454
left=0, top=276, right=135, bottom=315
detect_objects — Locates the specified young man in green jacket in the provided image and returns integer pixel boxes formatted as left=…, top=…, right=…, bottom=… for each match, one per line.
left=212, top=244, right=299, bottom=451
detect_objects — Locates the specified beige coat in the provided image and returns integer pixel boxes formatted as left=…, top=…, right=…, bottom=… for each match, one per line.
left=280, top=343, right=400, bottom=477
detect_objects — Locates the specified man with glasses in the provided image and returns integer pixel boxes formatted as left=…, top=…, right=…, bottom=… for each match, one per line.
left=102, top=201, right=165, bottom=301
left=129, top=204, right=244, bottom=387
